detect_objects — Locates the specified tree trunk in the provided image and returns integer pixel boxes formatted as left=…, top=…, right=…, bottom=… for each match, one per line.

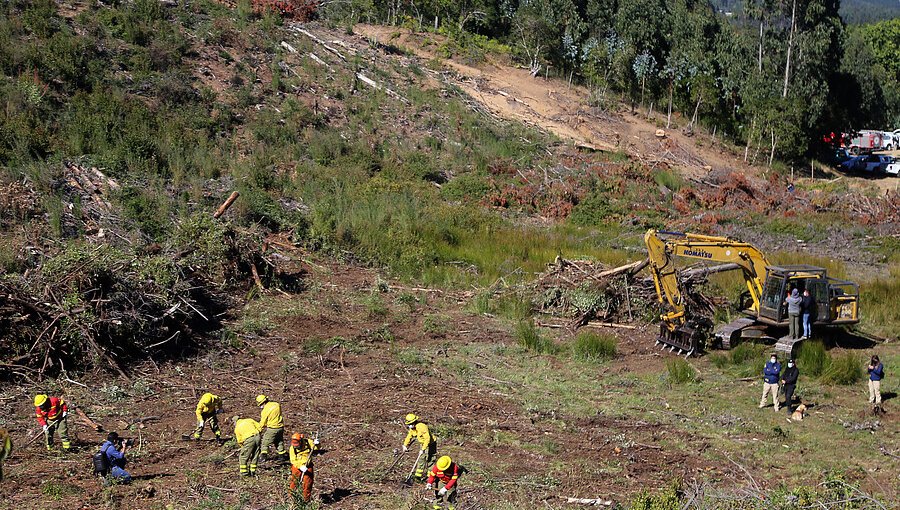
left=758, top=20, right=764, bottom=74
left=769, top=128, right=778, bottom=166
left=744, top=116, right=756, bottom=162
left=667, top=80, right=674, bottom=129
left=782, top=0, right=797, bottom=98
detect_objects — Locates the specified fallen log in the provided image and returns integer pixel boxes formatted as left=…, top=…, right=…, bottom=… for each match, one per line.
left=595, top=258, right=648, bottom=279
left=564, top=497, right=612, bottom=506
left=213, top=191, right=240, bottom=219
left=584, top=321, right=638, bottom=330
left=75, top=407, right=104, bottom=432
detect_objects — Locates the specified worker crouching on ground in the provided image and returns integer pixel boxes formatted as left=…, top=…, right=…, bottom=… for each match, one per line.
left=288, top=432, right=319, bottom=502
left=98, top=432, right=132, bottom=484
left=233, top=416, right=262, bottom=477
left=256, top=395, right=287, bottom=463
left=426, top=455, right=461, bottom=510
left=403, top=413, right=437, bottom=480
left=0, top=428, right=11, bottom=482
left=193, top=392, right=225, bottom=444
left=759, top=354, right=781, bottom=411
left=34, top=394, right=70, bottom=451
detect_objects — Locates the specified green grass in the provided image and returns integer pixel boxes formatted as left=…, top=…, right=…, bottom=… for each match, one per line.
left=820, top=352, right=862, bottom=386
left=516, top=321, right=556, bottom=354
left=571, top=331, right=617, bottom=361
left=666, top=358, right=698, bottom=384
left=797, top=340, right=829, bottom=377
left=859, top=264, right=900, bottom=340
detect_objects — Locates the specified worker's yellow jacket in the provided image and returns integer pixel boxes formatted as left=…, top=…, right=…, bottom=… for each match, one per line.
left=403, top=422, right=433, bottom=450
left=259, top=401, right=284, bottom=429
left=195, top=393, right=222, bottom=421
left=289, top=438, right=317, bottom=468
left=234, top=418, right=261, bottom=445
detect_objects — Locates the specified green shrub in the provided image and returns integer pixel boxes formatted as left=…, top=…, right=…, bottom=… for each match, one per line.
left=516, top=321, right=556, bottom=354
left=630, top=479, right=682, bottom=510
left=572, top=331, right=617, bottom=361
left=666, top=358, right=698, bottom=384
left=820, top=353, right=862, bottom=386
left=364, top=292, right=388, bottom=318
left=796, top=340, right=829, bottom=377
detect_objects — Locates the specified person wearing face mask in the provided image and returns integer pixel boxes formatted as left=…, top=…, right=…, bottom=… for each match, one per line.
left=760, top=353, right=782, bottom=411
left=781, top=359, right=799, bottom=413
left=402, top=413, right=437, bottom=481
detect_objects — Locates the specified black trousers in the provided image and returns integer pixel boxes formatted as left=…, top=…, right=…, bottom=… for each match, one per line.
left=783, top=384, right=796, bottom=412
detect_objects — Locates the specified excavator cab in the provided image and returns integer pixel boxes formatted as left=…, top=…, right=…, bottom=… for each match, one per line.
left=756, top=265, right=859, bottom=326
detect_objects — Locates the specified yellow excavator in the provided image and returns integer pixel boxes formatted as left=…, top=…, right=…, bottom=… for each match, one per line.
left=644, top=230, right=859, bottom=357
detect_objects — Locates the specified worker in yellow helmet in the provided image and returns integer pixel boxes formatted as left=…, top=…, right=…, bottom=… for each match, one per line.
left=0, top=428, right=11, bottom=482
left=402, top=413, right=437, bottom=480
left=425, top=455, right=462, bottom=510
left=232, top=416, right=262, bottom=477
left=33, top=394, right=70, bottom=451
left=256, top=395, right=287, bottom=463
left=193, top=393, right=225, bottom=444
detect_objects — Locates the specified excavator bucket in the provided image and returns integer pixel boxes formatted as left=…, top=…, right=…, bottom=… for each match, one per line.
left=657, top=323, right=701, bottom=358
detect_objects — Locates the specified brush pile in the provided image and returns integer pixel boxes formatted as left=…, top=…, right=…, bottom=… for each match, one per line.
left=535, top=256, right=723, bottom=328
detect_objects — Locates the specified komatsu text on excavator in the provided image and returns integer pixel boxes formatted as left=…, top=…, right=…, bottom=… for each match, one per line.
left=644, top=230, right=859, bottom=357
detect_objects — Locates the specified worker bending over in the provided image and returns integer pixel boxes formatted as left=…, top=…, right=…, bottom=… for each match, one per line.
left=288, top=432, right=320, bottom=502
left=193, top=392, right=224, bottom=443
left=34, top=394, right=70, bottom=451
left=403, top=413, right=437, bottom=480
left=256, top=395, right=287, bottom=463
left=426, top=455, right=462, bottom=510
left=233, top=416, right=262, bottom=477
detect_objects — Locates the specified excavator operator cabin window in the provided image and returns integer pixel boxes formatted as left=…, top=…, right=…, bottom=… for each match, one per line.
left=762, top=276, right=784, bottom=310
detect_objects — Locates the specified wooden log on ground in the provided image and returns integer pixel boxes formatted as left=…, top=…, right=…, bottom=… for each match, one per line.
left=213, top=191, right=240, bottom=219
left=75, top=407, right=103, bottom=432
left=564, top=497, right=612, bottom=506
left=584, top=321, right=638, bottom=330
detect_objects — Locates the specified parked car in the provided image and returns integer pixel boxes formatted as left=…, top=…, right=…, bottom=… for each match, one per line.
left=838, top=155, right=864, bottom=173
left=831, top=148, right=852, bottom=166
left=886, top=157, right=900, bottom=176
left=881, top=132, right=896, bottom=151
left=853, top=154, right=892, bottom=173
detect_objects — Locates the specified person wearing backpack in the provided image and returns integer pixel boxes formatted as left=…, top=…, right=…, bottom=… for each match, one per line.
left=95, top=432, right=132, bottom=484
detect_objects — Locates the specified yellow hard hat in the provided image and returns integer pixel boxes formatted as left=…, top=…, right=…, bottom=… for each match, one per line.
left=34, top=394, right=48, bottom=407
left=405, top=413, right=418, bottom=425
left=255, top=394, right=268, bottom=406
left=436, top=456, right=452, bottom=471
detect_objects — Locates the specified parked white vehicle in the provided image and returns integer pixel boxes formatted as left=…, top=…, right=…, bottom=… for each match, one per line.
left=886, top=157, right=900, bottom=176
left=882, top=132, right=896, bottom=150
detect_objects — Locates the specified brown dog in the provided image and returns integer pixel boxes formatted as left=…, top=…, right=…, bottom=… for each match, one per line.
left=790, top=404, right=807, bottom=422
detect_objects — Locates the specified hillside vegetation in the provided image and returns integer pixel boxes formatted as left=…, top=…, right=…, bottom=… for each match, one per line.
left=0, top=1, right=897, bottom=509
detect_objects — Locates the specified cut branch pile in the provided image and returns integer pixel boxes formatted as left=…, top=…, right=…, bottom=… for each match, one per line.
left=534, top=256, right=724, bottom=328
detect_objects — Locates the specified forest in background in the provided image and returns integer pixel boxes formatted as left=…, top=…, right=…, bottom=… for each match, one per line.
left=323, top=0, right=900, bottom=161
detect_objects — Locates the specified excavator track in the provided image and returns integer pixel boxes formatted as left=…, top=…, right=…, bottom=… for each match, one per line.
left=713, top=318, right=757, bottom=349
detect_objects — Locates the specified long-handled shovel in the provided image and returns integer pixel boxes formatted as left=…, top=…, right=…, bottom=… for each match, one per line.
left=404, top=449, right=424, bottom=486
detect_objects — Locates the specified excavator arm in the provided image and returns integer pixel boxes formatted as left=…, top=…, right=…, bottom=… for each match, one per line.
left=644, top=230, right=772, bottom=354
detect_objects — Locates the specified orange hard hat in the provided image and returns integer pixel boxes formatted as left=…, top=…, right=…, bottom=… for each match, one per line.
left=291, top=432, right=303, bottom=444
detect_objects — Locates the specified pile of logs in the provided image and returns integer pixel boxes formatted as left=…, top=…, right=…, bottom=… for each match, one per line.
left=535, top=256, right=726, bottom=328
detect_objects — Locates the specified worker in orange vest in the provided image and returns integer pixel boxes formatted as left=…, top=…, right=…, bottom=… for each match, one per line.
left=34, top=394, right=70, bottom=451
left=288, top=432, right=319, bottom=502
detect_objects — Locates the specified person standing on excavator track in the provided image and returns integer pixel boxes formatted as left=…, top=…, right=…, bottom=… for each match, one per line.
left=193, top=392, right=225, bottom=444
left=34, top=394, right=70, bottom=451
left=759, top=354, right=782, bottom=411
left=402, top=413, right=437, bottom=481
